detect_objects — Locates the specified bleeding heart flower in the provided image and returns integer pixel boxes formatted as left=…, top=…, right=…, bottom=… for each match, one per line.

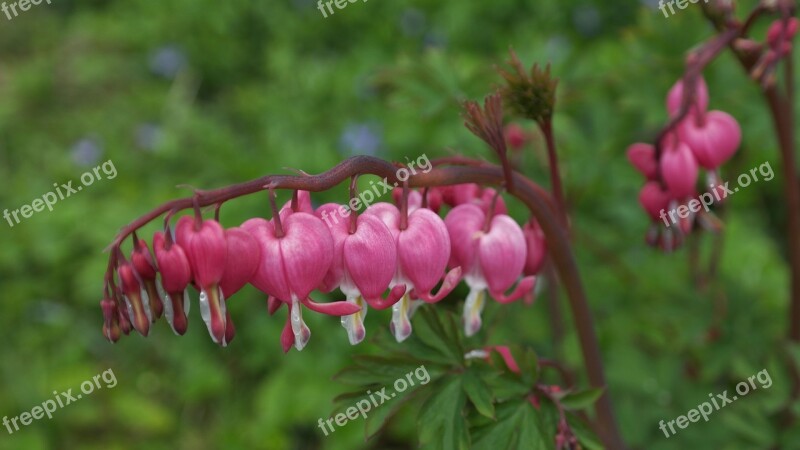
left=638, top=181, right=671, bottom=221
left=626, top=143, right=658, bottom=179
left=215, top=227, right=262, bottom=345
left=477, top=187, right=508, bottom=216
left=678, top=110, right=741, bottom=170
left=243, top=213, right=358, bottom=351
left=523, top=219, right=547, bottom=276
left=365, top=202, right=461, bottom=342
left=441, top=183, right=482, bottom=206
left=131, top=238, right=164, bottom=321
left=100, top=297, right=121, bottom=343
left=152, top=230, right=192, bottom=336
left=117, top=260, right=152, bottom=337
left=660, top=140, right=698, bottom=199
left=280, top=190, right=314, bottom=219
left=316, top=203, right=405, bottom=345
left=666, top=76, right=709, bottom=118
left=445, top=203, right=536, bottom=336
left=175, top=216, right=228, bottom=345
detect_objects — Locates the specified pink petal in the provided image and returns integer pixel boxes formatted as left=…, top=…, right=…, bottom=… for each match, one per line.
left=315, top=203, right=349, bottom=292
left=666, top=76, right=709, bottom=117
left=491, top=276, right=537, bottom=304
left=478, top=214, right=527, bottom=294
left=626, top=143, right=658, bottom=179
left=301, top=297, right=362, bottom=316
left=280, top=213, right=334, bottom=300
left=344, top=214, right=397, bottom=298
left=220, top=227, right=261, bottom=298
left=152, top=231, right=192, bottom=294
left=175, top=216, right=227, bottom=288
left=638, top=182, right=671, bottom=221
left=398, top=208, right=452, bottom=294
left=242, top=218, right=292, bottom=300
left=444, top=203, right=485, bottom=275
left=660, top=141, right=698, bottom=199
left=680, top=110, right=741, bottom=170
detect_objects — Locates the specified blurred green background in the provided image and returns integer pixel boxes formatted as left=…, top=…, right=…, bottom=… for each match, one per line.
left=0, top=0, right=796, bottom=448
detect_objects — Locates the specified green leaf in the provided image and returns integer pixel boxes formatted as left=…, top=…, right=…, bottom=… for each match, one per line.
left=413, top=307, right=465, bottom=365
left=463, top=369, right=496, bottom=419
left=568, top=413, right=604, bottom=450
left=418, top=376, right=470, bottom=450
left=559, top=387, right=604, bottom=411
left=472, top=398, right=550, bottom=450
left=332, top=355, right=431, bottom=385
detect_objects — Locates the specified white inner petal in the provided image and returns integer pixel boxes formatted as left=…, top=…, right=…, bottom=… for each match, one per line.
left=140, top=288, right=153, bottom=323
left=390, top=292, right=413, bottom=343
left=159, top=280, right=176, bottom=332
left=291, top=296, right=310, bottom=351
left=463, top=288, right=486, bottom=337
left=341, top=296, right=367, bottom=345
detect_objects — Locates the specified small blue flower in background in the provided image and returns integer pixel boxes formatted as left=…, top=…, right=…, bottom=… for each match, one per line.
left=149, top=45, right=187, bottom=79
left=400, top=8, right=426, bottom=38
left=135, top=123, right=163, bottom=152
left=572, top=5, right=602, bottom=37
left=70, top=137, right=102, bottom=167
left=423, top=30, right=447, bottom=50
left=339, top=122, right=383, bottom=157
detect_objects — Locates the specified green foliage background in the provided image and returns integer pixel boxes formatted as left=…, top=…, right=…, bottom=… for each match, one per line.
left=0, top=0, right=795, bottom=448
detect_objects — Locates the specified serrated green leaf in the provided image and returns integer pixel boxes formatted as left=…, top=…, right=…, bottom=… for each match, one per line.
left=560, top=387, right=604, bottom=411
left=485, top=371, right=532, bottom=400
left=472, top=398, right=550, bottom=450
left=418, top=376, right=470, bottom=450
left=463, top=369, right=496, bottom=419
left=414, top=307, right=464, bottom=364
left=568, top=413, right=604, bottom=450
left=363, top=382, right=422, bottom=440
left=525, top=348, right=540, bottom=383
